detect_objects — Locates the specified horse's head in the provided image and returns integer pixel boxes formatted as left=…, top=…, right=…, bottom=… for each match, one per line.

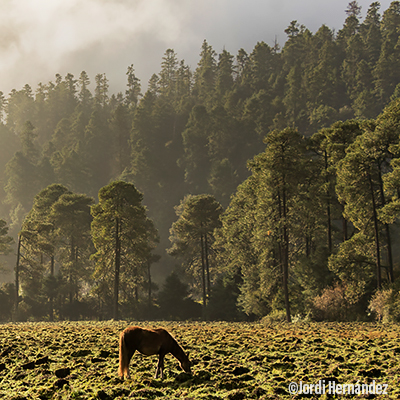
left=180, top=352, right=192, bottom=375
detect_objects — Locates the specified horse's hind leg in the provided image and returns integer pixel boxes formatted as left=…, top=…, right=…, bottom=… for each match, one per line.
left=119, top=340, right=135, bottom=379
left=125, top=348, right=135, bottom=379
left=155, top=354, right=165, bottom=379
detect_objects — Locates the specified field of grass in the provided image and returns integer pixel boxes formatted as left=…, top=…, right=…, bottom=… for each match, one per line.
left=0, top=320, right=399, bottom=399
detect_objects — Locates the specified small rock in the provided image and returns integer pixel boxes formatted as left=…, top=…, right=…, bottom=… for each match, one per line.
left=55, top=367, right=70, bottom=378
left=232, top=366, right=250, bottom=376
left=91, top=357, right=106, bottom=363
left=21, top=361, right=35, bottom=370
left=96, top=390, right=110, bottom=400
left=98, top=350, right=111, bottom=358
left=35, top=356, right=50, bottom=365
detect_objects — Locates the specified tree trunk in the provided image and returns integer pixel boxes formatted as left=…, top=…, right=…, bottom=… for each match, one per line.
left=114, top=216, right=121, bottom=320
left=69, top=236, right=75, bottom=304
left=204, top=233, right=211, bottom=298
left=377, top=164, right=394, bottom=283
left=327, top=201, right=332, bottom=252
left=385, top=224, right=394, bottom=283
left=50, top=255, right=55, bottom=322
left=281, top=185, right=291, bottom=323
left=341, top=204, right=348, bottom=242
left=200, top=232, right=207, bottom=309
left=15, top=235, right=21, bottom=319
left=305, top=235, right=310, bottom=257
left=148, top=260, right=152, bottom=310
left=368, top=173, right=381, bottom=289
left=325, top=151, right=332, bottom=253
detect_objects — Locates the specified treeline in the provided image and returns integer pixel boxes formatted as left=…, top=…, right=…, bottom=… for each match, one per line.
left=216, top=103, right=400, bottom=323
left=1, top=2, right=400, bottom=321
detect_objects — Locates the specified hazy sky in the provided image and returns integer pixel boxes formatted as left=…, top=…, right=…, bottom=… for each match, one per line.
left=0, top=0, right=394, bottom=96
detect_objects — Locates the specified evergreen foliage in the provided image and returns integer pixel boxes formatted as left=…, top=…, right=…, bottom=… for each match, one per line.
left=91, top=181, right=158, bottom=320
left=1, top=2, right=400, bottom=321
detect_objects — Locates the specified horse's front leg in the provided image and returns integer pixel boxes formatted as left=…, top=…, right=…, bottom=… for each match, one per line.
left=155, top=354, right=165, bottom=379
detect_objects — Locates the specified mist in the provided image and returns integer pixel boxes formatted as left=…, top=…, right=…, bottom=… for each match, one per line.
left=0, top=0, right=394, bottom=96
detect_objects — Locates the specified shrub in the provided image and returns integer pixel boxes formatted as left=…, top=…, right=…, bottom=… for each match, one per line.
left=0, top=283, right=15, bottom=321
left=312, top=283, right=349, bottom=321
left=207, top=276, right=244, bottom=321
left=368, top=288, right=400, bottom=322
left=157, top=271, right=202, bottom=320
left=368, top=289, right=391, bottom=322
left=261, top=309, right=287, bottom=324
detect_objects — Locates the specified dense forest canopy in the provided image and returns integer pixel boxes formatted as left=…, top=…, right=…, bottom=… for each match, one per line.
left=1, top=1, right=400, bottom=321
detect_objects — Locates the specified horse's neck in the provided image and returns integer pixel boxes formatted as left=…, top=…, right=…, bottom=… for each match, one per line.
left=170, top=338, right=186, bottom=362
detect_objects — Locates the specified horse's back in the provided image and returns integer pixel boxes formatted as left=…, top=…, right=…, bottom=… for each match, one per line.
left=122, top=326, right=170, bottom=356
left=121, top=326, right=141, bottom=343
left=122, top=326, right=141, bottom=336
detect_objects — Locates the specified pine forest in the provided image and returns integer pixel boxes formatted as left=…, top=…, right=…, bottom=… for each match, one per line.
left=1, top=1, right=400, bottom=323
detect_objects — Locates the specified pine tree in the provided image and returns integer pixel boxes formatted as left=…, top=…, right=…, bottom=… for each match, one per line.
left=125, top=64, right=141, bottom=111
left=77, top=71, right=93, bottom=114
left=215, top=49, right=234, bottom=97
left=214, top=175, right=266, bottom=317
left=94, top=73, right=109, bottom=108
left=360, top=2, right=382, bottom=66
left=249, top=128, right=307, bottom=322
left=194, top=40, right=217, bottom=102
left=109, top=104, right=132, bottom=176
left=91, top=181, right=158, bottom=319
left=374, top=1, right=400, bottom=106
left=159, top=49, right=178, bottom=98
left=168, top=194, right=223, bottom=309
left=20, top=184, right=70, bottom=318
left=0, top=219, right=13, bottom=255
left=50, top=192, right=94, bottom=304
left=334, top=118, right=398, bottom=290
left=179, top=105, right=211, bottom=193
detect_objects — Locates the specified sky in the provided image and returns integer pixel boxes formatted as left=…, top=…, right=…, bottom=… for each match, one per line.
left=0, top=0, right=394, bottom=97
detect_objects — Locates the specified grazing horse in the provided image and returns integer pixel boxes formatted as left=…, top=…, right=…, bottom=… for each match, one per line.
left=118, top=326, right=191, bottom=379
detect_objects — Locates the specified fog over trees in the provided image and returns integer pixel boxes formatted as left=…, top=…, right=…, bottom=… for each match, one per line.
left=1, top=2, right=400, bottom=321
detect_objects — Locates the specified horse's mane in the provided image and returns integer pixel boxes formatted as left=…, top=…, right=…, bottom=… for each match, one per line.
left=168, top=332, right=187, bottom=360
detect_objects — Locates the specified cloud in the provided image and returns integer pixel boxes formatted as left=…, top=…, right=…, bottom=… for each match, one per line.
left=0, top=0, right=195, bottom=93
left=0, top=0, right=394, bottom=96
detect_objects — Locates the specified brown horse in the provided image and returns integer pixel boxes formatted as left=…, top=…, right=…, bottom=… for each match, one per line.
left=118, top=326, right=191, bottom=379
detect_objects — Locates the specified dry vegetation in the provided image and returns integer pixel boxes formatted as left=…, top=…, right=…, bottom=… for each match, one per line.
left=0, top=321, right=399, bottom=399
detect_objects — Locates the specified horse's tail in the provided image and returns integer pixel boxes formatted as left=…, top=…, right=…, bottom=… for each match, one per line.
left=118, top=330, right=129, bottom=378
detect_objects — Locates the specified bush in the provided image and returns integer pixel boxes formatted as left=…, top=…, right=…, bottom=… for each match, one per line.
left=312, top=283, right=349, bottom=321
left=59, top=298, right=98, bottom=320
left=207, top=276, right=244, bottom=321
left=368, top=289, right=391, bottom=322
left=261, top=309, right=287, bottom=324
left=0, top=283, right=15, bottom=321
left=368, top=288, right=400, bottom=322
left=157, top=271, right=202, bottom=320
